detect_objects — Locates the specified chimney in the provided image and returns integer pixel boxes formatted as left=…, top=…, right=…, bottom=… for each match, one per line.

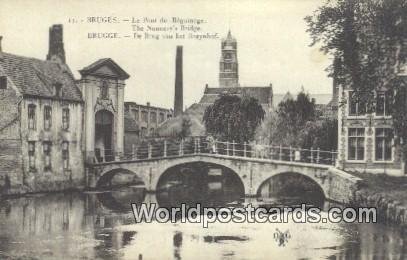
left=174, top=46, right=183, bottom=117
left=0, top=36, right=3, bottom=52
left=47, top=24, right=66, bottom=63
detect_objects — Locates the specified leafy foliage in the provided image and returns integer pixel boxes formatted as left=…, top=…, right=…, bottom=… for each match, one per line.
left=298, top=119, right=338, bottom=151
left=306, top=0, right=407, bottom=157
left=178, top=117, right=192, bottom=139
left=274, top=92, right=316, bottom=145
left=257, top=91, right=337, bottom=151
left=203, top=94, right=265, bottom=142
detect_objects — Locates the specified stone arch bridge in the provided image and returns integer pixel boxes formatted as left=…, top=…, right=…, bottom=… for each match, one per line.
left=86, top=153, right=361, bottom=203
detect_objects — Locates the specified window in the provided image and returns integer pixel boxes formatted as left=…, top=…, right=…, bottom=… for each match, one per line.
left=62, top=142, right=69, bottom=170
left=348, top=128, right=365, bottom=160
left=159, top=113, right=165, bottom=123
left=167, top=114, right=172, bottom=119
left=225, top=53, right=232, bottom=60
left=141, top=111, right=148, bottom=123
left=348, top=92, right=366, bottom=116
left=28, top=104, right=36, bottom=130
left=44, top=106, right=52, bottom=130
left=150, top=128, right=155, bottom=136
left=100, top=80, right=109, bottom=99
left=375, top=128, right=393, bottom=161
left=28, top=141, right=36, bottom=170
left=150, top=112, right=157, bottom=123
left=0, top=76, right=7, bottom=89
left=376, top=91, right=393, bottom=116
left=62, top=108, right=70, bottom=130
left=54, top=83, right=62, bottom=97
left=140, top=127, right=147, bottom=138
left=224, top=63, right=232, bottom=70
left=43, top=142, right=52, bottom=170
left=132, top=109, right=139, bottom=121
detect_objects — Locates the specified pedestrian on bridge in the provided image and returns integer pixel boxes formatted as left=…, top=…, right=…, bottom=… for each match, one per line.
left=206, top=135, right=216, bottom=154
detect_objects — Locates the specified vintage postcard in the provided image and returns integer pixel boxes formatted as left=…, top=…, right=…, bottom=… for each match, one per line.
left=0, top=0, right=406, bottom=259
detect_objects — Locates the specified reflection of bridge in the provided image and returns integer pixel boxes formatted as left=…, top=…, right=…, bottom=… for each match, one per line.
left=86, top=138, right=361, bottom=203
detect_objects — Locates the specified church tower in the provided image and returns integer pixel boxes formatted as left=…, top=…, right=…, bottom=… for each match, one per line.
left=219, top=31, right=239, bottom=88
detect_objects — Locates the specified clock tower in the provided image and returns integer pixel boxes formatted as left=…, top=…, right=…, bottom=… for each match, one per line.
left=219, top=31, right=239, bottom=88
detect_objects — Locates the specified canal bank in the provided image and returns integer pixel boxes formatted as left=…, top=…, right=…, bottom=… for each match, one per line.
left=349, top=171, right=407, bottom=227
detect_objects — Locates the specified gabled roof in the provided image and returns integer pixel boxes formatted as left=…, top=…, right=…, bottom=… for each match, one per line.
left=273, top=93, right=332, bottom=107
left=0, top=52, right=82, bottom=101
left=200, top=86, right=272, bottom=104
left=79, top=58, right=130, bottom=80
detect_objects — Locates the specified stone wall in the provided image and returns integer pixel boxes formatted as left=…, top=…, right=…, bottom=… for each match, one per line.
left=352, top=190, right=407, bottom=226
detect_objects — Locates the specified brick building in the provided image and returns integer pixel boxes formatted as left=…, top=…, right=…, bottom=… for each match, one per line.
left=0, top=25, right=84, bottom=193
left=124, top=102, right=173, bottom=152
left=337, top=71, right=407, bottom=176
left=199, top=31, right=274, bottom=111
left=0, top=24, right=131, bottom=194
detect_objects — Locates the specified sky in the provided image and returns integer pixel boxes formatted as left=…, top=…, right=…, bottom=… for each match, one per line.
left=0, top=0, right=332, bottom=109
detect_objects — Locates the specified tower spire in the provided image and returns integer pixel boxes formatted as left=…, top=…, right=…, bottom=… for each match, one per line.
left=219, top=31, right=239, bottom=88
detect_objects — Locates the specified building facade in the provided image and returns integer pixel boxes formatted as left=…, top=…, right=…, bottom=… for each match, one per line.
left=78, top=58, right=129, bottom=163
left=198, top=31, right=273, bottom=111
left=337, top=80, right=406, bottom=176
left=0, top=24, right=133, bottom=194
left=124, top=102, right=173, bottom=152
left=125, top=102, right=173, bottom=136
left=0, top=25, right=84, bottom=194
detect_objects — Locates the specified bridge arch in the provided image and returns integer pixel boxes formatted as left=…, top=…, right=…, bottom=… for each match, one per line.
left=97, top=187, right=146, bottom=212
left=89, top=154, right=361, bottom=203
left=96, top=168, right=146, bottom=188
left=156, top=161, right=245, bottom=206
left=256, top=171, right=326, bottom=202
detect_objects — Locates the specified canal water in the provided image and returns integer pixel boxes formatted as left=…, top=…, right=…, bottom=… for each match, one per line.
left=0, top=185, right=406, bottom=260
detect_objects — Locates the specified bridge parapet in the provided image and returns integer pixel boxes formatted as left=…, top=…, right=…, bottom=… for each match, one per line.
left=91, top=137, right=339, bottom=166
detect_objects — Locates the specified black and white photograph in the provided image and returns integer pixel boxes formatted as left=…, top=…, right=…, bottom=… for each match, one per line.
left=0, top=0, right=406, bottom=259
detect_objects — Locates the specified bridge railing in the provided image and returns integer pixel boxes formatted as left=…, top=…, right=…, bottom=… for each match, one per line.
left=93, top=137, right=337, bottom=166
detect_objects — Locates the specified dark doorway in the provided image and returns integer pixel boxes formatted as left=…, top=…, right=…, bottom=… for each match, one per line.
left=95, top=110, right=114, bottom=162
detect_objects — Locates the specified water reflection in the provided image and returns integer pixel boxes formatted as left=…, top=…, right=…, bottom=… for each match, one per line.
left=156, top=162, right=245, bottom=208
left=0, top=187, right=406, bottom=259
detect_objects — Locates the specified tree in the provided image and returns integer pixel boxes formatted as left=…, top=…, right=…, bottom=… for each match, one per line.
left=203, top=94, right=265, bottom=142
left=298, top=119, right=338, bottom=151
left=305, top=0, right=407, bottom=156
left=178, top=117, right=192, bottom=139
left=272, top=91, right=316, bottom=146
